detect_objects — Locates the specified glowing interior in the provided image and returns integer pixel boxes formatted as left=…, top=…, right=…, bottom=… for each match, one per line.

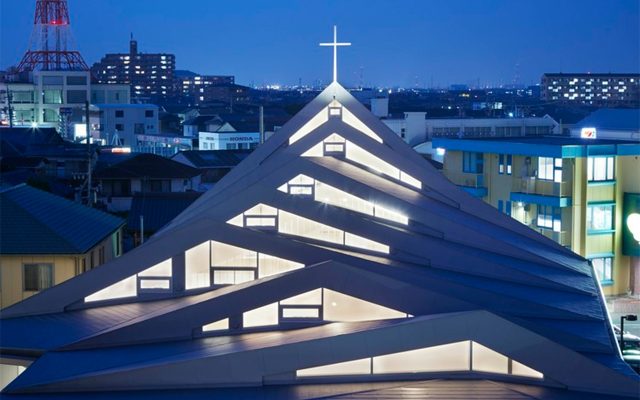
left=288, top=106, right=329, bottom=144
left=296, top=340, right=543, bottom=379
left=302, top=137, right=421, bottom=189
left=279, top=174, right=409, bottom=225
left=185, top=240, right=303, bottom=290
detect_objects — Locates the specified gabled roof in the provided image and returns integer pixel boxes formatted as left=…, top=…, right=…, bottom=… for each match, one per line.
left=171, top=149, right=252, bottom=168
left=575, top=108, right=640, bottom=132
left=1, top=82, right=637, bottom=398
left=0, top=184, right=124, bottom=255
left=94, top=153, right=201, bottom=180
left=127, top=191, right=203, bottom=233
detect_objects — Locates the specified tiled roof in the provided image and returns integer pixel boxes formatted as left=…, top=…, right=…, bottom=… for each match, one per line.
left=575, top=108, right=640, bottom=132
left=127, top=191, right=202, bottom=233
left=94, top=153, right=201, bottom=179
left=0, top=184, right=124, bottom=254
left=172, top=150, right=252, bottom=168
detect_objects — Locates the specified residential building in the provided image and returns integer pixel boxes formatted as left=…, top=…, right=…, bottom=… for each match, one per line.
left=91, top=37, right=175, bottom=103
left=172, top=149, right=252, bottom=189
left=177, top=70, right=235, bottom=105
left=90, top=104, right=160, bottom=147
left=541, top=73, right=640, bottom=107
left=0, top=184, right=124, bottom=309
left=383, top=114, right=559, bottom=147
left=1, top=82, right=636, bottom=399
left=0, top=70, right=130, bottom=136
left=434, top=127, right=640, bottom=296
left=94, top=153, right=201, bottom=212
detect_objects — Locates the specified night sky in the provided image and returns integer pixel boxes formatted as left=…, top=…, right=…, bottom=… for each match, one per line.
left=1, top=0, right=638, bottom=87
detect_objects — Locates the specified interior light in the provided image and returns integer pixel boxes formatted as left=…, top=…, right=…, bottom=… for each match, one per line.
left=627, top=213, right=640, bottom=242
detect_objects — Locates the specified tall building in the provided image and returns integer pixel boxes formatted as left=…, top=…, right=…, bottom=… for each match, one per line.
left=91, top=37, right=176, bottom=103
left=541, top=73, right=640, bottom=107
left=1, top=82, right=637, bottom=398
left=177, top=70, right=235, bottom=105
left=433, top=109, right=640, bottom=297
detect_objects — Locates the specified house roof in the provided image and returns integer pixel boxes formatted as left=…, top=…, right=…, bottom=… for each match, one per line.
left=171, top=150, right=252, bottom=168
left=127, top=191, right=203, bottom=233
left=0, top=184, right=124, bottom=255
left=575, top=108, right=640, bottom=132
left=94, top=153, right=201, bottom=180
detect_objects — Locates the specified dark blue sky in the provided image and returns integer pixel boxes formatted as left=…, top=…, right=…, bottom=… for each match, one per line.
left=2, top=0, right=639, bottom=87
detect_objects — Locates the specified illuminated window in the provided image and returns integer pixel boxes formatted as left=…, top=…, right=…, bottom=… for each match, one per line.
left=536, top=205, right=561, bottom=232
left=590, top=256, right=613, bottom=283
left=185, top=241, right=210, bottom=289
left=289, top=106, right=330, bottom=144
left=243, top=302, right=279, bottom=327
left=537, top=157, right=562, bottom=182
left=587, top=156, right=615, bottom=182
left=472, top=341, right=508, bottom=374
left=297, top=340, right=543, bottom=379
left=341, top=106, right=383, bottom=143
left=323, top=289, right=405, bottom=321
left=85, top=275, right=136, bottom=302
left=202, top=318, right=229, bottom=332
left=498, top=154, right=512, bottom=175
left=586, top=204, right=613, bottom=231
left=258, top=253, right=303, bottom=278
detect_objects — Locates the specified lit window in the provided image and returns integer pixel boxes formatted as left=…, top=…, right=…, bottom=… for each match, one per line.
left=537, top=157, right=562, bottom=182
left=586, top=204, right=613, bottom=231
left=23, top=263, right=53, bottom=292
left=203, top=318, right=229, bottom=332
left=243, top=302, right=279, bottom=327
left=341, top=106, right=383, bottom=143
left=185, top=241, right=211, bottom=289
left=289, top=106, right=330, bottom=144
left=537, top=205, right=561, bottom=232
left=85, top=275, right=136, bottom=302
left=587, top=156, right=615, bottom=182
left=591, top=257, right=613, bottom=283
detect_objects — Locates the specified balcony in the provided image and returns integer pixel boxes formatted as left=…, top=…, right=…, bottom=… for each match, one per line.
left=510, top=177, right=572, bottom=208
left=530, top=225, right=571, bottom=247
left=444, top=171, right=487, bottom=198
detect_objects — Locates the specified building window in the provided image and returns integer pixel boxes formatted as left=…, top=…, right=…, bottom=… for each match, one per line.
left=66, top=76, right=87, bottom=85
left=498, top=155, right=512, bottom=175
left=115, top=110, right=124, bottom=118
left=142, top=179, right=171, bottom=193
left=537, top=157, right=562, bottom=182
left=587, top=156, right=615, bottom=182
left=43, top=109, right=58, bottom=122
left=463, top=152, right=483, bottom=173
left=591, top=257, right=613, bottom=283
left=586, top=204, right=614, bottom=232
left=102, top=179, right=131, bottom=197
left=115, top=124, right=124, bottom=131
left=145, top=110, right=154, bottom=118
left=537, top=205, right=561, bottom=232
left=43, top=89, right=63, bottom=104
left=23, top=263, right=53, bottom=291
left=66, top=90, right=87, bottom=104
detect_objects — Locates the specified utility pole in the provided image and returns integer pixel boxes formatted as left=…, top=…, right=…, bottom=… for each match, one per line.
left=85, top=100, right=92, bottom=207
left=6, top=89, right=14, bottom=128
left=259, top=105, right=264, bottom=144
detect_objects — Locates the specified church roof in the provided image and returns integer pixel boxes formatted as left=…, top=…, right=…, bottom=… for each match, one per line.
left=1, top=82, right=637, bottom=398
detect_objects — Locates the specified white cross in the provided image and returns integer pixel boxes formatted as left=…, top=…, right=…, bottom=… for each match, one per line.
left=319, top=26, right=351, bottom=83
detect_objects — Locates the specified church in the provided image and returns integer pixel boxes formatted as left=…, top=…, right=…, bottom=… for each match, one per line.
left=1, top=28, right=638, bottom=399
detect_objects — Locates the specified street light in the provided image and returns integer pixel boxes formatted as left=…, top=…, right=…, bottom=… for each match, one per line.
left=620, top=314, right=638, bottom=351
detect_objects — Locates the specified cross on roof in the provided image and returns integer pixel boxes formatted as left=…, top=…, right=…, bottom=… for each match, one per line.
left=319, top=26, right=351, bottom=83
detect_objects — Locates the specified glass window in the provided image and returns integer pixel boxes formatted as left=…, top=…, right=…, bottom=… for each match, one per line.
left=11, top=91, right=34, bottom=103
left=85, top=275, right=136, bottom=302
left=67, top=76, right=87, bottom=85
left=591, top=257, right=613, bottom=282
left=586, top=204, right=613, bottom=231
left=472, top=342, right=509, bottom=374
left=43, top=109, right=58, bottom=122
left=537, top=205, right=561, bottom=232
left=43, top=89, right=63, bottom=104
left=243, top=302, right=279, bottom=328
left=587, top=156, right=615, bottom=182
left=115, top=110, right=124, bottom=118
left=537, top=157, right=562, bottom=181
left=506, top=155, right=512, bottom=175
left=498, top=154, right=504, bottom=174
left=66, top=90, right=86, bottom=103
left=145, top=110, right=154, bottom=118
left=23, top=263, right=53, bottom=291
left=373, top=341, right=471, bottom=374
left=463, top=152, right=483, bottom=173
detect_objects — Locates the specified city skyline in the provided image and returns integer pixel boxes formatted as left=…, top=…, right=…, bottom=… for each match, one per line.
left=1, top=0, right=639, bottom=88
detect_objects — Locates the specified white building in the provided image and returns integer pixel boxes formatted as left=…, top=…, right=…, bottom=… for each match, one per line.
left=89, top=104, right=159, bottom=147
left=199, top=123, right=259, bottom=150
left=383, top=114, right=560, bottom=147
left=0, top=70, right=130, bottom=136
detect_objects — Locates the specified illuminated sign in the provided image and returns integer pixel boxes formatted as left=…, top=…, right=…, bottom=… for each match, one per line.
left=580, top=127, right=597, bottom=139
left=111, top=147, right=132, bottom=153
left=623, top=192, right=640, bottom=256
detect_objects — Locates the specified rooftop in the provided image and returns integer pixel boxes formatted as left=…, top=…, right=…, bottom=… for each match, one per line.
left=94, top=153, right=201, bottom=180
left=575, top=109, right=640, bottom=132
left=0, top=184, right=124, bottom=255
left=172, top=149, right=252, bottom=168
left=127, top=191, right=203, bottom=233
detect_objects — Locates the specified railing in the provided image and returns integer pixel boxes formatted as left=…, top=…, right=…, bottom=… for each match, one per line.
left=443, top=171, right=485, bottom=188
left=512, top=177, right=572, bottom=197
left=530, top=225, right=571, bottom=247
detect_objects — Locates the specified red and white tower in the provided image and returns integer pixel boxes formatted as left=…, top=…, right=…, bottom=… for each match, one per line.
left=17, top=0, right=89, bottom=72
